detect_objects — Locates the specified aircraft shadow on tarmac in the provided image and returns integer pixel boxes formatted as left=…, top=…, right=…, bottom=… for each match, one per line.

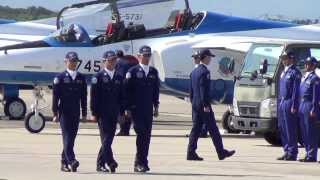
left=77, top=172, right=282, bottom=178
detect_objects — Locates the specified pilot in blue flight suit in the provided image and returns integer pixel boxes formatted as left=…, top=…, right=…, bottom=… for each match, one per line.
left=52, top=52, right=87, bottom=172
left=125, top=45, right=160, bottom=173
left=277, top=51, right=301, bottom=161
left=298, top=57, right=320, bottom=162
left=115, top=50, right=138, bottom=136
left=90, top=50, right=125, bottom=173
left=187, top=49, right=235, bottom=161
left=191, top=50, right=208, bottom=138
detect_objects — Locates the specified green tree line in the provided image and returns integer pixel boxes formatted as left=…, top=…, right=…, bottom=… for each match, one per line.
left=0, top=6, right=57, bottom=21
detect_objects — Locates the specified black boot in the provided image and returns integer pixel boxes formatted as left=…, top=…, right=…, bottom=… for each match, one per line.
left=187, top=152, right=204, bottom=161
left=218, top=150, right=236, bottom=160
left=70, top=160, right=79, bottom=172
left=134, top=164, right=148, bottom=173
left=60, top=161, right=71, bottom=172
left=96, top=164, right=109, bottom=173
left=108, top=162, right=118, bottom=173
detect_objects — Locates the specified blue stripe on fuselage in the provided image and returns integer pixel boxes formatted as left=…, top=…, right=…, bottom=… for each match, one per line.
left=0, top=19, right=16, bottom=25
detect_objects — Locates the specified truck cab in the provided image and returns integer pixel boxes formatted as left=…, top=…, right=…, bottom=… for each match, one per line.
left=231, top=41, right=320, bottom=145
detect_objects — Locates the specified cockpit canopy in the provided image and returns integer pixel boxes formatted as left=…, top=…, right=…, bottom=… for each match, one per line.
left=50, top=24, right=91, bottom=44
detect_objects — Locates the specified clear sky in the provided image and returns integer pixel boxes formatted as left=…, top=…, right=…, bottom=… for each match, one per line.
left=1, top=0, right=319, bottom=19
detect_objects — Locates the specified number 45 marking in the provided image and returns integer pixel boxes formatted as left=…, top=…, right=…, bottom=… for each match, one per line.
left=77, top=60, right=101, bottom=73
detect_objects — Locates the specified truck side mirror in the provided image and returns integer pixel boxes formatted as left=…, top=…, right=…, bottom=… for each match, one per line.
left=259, top=59, right=268, bottom=74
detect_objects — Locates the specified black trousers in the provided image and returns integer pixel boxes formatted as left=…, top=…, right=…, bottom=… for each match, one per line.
left=60, top=114, right=80, bottom=165
left=188, top=106, right=225, bottom=156
left=97, top=116, right=118, bottom=166
left=132, top=110, right=153, bottom=166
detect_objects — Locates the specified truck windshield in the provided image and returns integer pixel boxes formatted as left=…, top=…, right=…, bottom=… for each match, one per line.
left=241, top=44, right=284, bottom=77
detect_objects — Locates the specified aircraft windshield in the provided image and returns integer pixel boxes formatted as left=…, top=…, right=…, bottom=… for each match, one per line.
left=51, top=24, right=91, bottom=43
left=241, top=44, right=284, bottom=77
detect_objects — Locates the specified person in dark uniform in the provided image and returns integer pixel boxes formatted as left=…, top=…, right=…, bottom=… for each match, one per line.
left=115, top=50, right=138, bottom=136
left=125, top=45, right=160, bottom=173
left=90, top=50, right=125, bottom=172
left=52, top=52, right=87, bottom=172
left=277, top=51, right=301, bottom=161
left=187, top=49, right=235, bottom=161
left=298, top=57, right=320, bottom=162
left=191, top=51, right=208, bottom=138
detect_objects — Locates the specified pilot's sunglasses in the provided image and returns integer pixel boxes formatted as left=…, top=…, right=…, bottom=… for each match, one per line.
left=142, top=54, right=152, bottom=58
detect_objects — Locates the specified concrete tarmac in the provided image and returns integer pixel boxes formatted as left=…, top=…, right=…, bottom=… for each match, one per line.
left=0, top=91, right=320, bottom=180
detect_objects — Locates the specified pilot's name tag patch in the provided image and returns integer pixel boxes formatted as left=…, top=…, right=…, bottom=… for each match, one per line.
left=149, top=75, right=155, bottom=79
left=64, top=77, right=71, bottom=83
left=115, top=80, right=120, bottom=84
left=76, top=80, right=82, bottom=84
left=103, top=77, right=109, bottom=83
left=137, top=72, right=144, bottom=79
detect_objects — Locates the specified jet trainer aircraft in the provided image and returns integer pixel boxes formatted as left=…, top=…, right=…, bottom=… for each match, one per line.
left=1, top=0, right=320, bottom=133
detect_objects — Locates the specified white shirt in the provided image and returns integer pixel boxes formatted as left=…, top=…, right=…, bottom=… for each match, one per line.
left=281, top=64, right=293, bottom=78
left=104, top=68, right=115, bottom=79
left=302, top=71, right=312, bottom=82
left=316, top=68, right=320, bottom=78
left=139, top=63, right=150, bottom=75
left=67, top=68, right=77, bottom=80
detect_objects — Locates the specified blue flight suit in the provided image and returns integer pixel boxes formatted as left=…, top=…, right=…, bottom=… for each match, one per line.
left=278, top=65, right=301, bottom=159
left=298, top=71, right=320, bottom=160
left=52, top=71, right=87, bottom=165
left=115, top=57, right=138, bottom=134
left=187, top=64, right=226, bottom=158
left=125, top=64, right=160, bottom=167
left=90, top=69, right=125, bottom=167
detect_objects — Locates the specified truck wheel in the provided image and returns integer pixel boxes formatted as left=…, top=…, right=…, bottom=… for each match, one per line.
left=24, top=112, right=46, bottom=134
left=222, top=110, right=240, bottom=134
left=264, top=131, right=281, bottom=146
left=4, top=97, right=26, bottom=120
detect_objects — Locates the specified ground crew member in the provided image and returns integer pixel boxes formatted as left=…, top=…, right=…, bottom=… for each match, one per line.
left=277, top=51, right=301, bottom=161
left=125, top=45, right=160, bottom=173
left=191, top=51, right=208, bottom=138
left=90, top=50, right=125, bottom=172
left=115, top=50, right=138, bottom=136
left=187, top=49, right=235, bottom=161
left=298, top=57, right=320, bottom=162
left=52, top=52, right=87, bottom=172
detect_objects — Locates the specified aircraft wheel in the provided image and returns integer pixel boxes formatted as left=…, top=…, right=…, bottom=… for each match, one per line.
left=222, top=110, right=240, bottom=134
left=4, top=97, right=26, bottom=120
left=24, top=112, right=45, bottom=134
left=264, top=131, right=281, bottom=146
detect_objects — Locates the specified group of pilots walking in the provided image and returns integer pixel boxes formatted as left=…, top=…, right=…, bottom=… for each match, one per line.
left=51, top=46, right=320, bottom=174
left=277, top=51, right=320, bottom=163
left=51, top=45, right=235, bottom=173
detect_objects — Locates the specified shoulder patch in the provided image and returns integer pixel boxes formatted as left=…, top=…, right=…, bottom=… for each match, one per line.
left=126, top=72, right=131, bottom=79
left=53, top=77, right=59, bottom=84
left=91, top=77, right=98, bottom=84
